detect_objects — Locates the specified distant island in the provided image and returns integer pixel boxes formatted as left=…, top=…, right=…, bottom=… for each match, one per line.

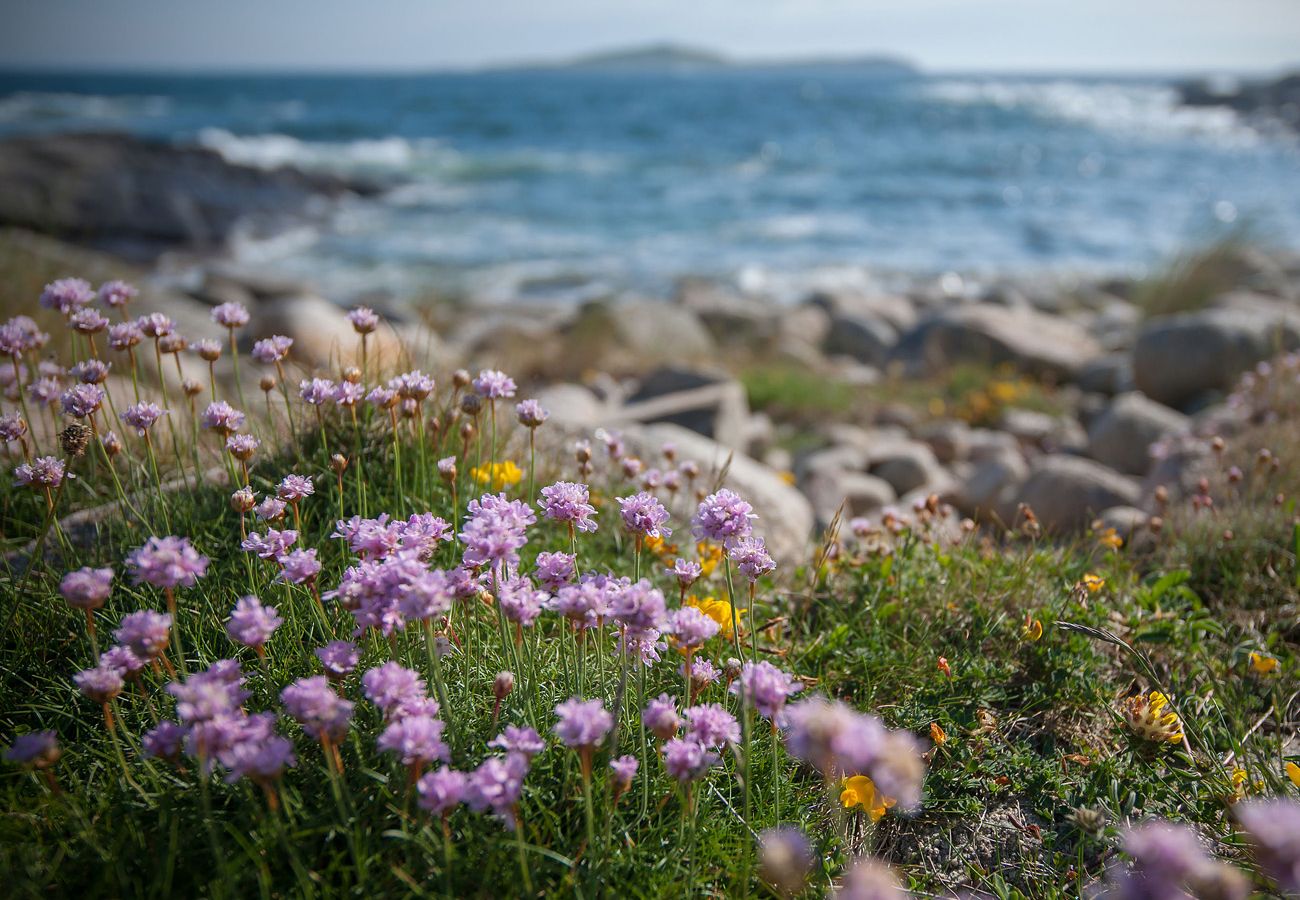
left=495, top=42, right=917, bottom=75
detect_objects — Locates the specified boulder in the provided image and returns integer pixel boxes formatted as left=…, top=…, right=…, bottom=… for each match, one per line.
left=916, top=419, right=971, bottom=464
left=621, top=423, right=813, bottom=565
left=802, top=469, right=897, bottom=527
left=822, top=314, right=899, bottom=367
left=533, top=383, right=608, bottom=429
left=869, top=442, right=946, bottom=495
left=999, top=408, right=1088, bottom=453
left=562, top=300, right=715, bottom=375
left=1086, top=392, right=1190, bottom=476
left=953, top=447, right=1028, bottom=521
left=1132, top=308, right=1300, bottom=408
left=1077, top=354, right=1134, bottom=396
left=1015, top=456, right=1142, bottom=532
left=251, top=293, right=418, bottom=369
left=892, top=304, right=1101, bottom=381
left=676, top=279, right=776, bottom=345
left=619, top=367, right=750, bottom=450
left=807, top=289, right=917, bottom=331
left=0, top=132, right=379, bottom=260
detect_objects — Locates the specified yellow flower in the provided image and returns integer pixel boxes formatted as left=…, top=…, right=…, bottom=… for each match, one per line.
left=1123, top=690, right=1184, bottom=744
left=778, top=470, right=797, bottom=486
left=929, top=722, right=947, bottom=746
left=1098, top=528, right=1123, bottom=550
left=643, top=534, right=678, bottom=559
left=1021, top=613, right=1043, bottom=642
left=1249, top=652, right=1279, bottom=676
left=697, top=542, right=724, bottom=578
left=1286, top=761, right=1300, bottom=788
left=1080, top=574, right=1105, bottom=594
left=469, top=460, right=522, bottom=491
left=684, top=594, right=745, bottom=640
left=989, top=380, right=1021, bottom=404
left=840, top=775, right=895, bottom=822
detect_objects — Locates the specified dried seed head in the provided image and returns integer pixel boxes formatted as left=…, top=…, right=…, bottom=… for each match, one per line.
left=1210, top=435, right=1225, bottom=454
left=343, top=366, right=362, bottom=384
left=459, top=393, right=482, bottom=417
left=1071, top=806, right=1105, bottom=833
left=459, top=420, right=475, bottom=442
left=59, top=423, right=91, bottom=458
left=330, top=454, right=348, bottom=475
left=182, top=379, right=203, bottom=397
left=197, top=343, right=221, bottom=362
left=1153, top=484, right=1169, bottom=507
left=1148, top=515, right=1164, bottom=534
left=259, top=375, right=277, bottom=392
left=452, top=368, right=471, bottom=389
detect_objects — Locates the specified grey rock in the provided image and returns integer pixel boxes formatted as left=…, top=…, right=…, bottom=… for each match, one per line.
left=822, top=314, right=899, bottom=367
left=1077, top=354, right=1134, bottom=396
left=676, top=279, right=776, bottom=345
left=954, top=447, right=1028, bottom=521
left=802, top=468, right=896, bottom=528
left=1086, top=392, right=1190, bottom=476
left=807, top=290, right=916, bottom=331
left=1132, top=308, right=1300, bottom=408
left=869, top=442, right=945, bottom=495
left=916, top=418, right=971, bottom=464
left=534, top=383, right=607, bottom=429
left=1015, top=456, right=1142, bottom=532
left=999, top=408, right=1088, bottom=452
left=564, top=300, right=715, bottom=374
left=621, top=423, right=813, bottom=564
left=252, top=293, right=425, bottom=369
left=620, top=367, right=750, bottom=450
left=893, top=304, right=1101, bottom=381
left=966, top=428, right=1021, bottom=462
left=0, top=132, right=378, bottom=260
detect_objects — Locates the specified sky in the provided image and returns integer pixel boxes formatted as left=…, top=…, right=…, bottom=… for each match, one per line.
left=2, top=0, right=1299, bottom=74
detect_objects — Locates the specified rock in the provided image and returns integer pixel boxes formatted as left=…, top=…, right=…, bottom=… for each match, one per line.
left=617, top=367, right=750, bottom=450
left=621, top=423, right=814, bottom=564
left=869, top=442, right=946, bottom=495
left=916, top=419, right=971, bottom=464
left=893, top=304, right=1101, bottom=381
left=1096, top=505, right=1150, bottom=540
left=251, top=293, right=416, bottom=369
left=796, top=444, right=870, bottom=479
left=1015, top=456, right=1142, bottom=532
left=0, top=132, right=379, bottom=260
left=1132, top=308, right=1300, bottom=408
left=822, top=314, right=899, bottom=367
left=1077, top=354, right=1134, bottom=396
left=534, top=383, right=608, bottom=429
left=965, top=428, right=1021, bottom=462
left=953, top=447, right=1028, bottom=521
left=776, top=304, right=832, bottom=349
left=802, top=468, right=896, bottom=528
left=999, top=408, right=1087, bottom=453
left=676, top=279, right=776, bottom=345
left=1178, top=71, right=1300, bottom=131
left=807, top=289, right=917, bottom=331
left=1086, top=392, right=1190, bottom=476
left=562, top=300, right=715, bottom=375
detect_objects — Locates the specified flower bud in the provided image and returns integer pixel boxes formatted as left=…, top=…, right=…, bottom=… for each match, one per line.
left=459, top=393, right=482, bottom=417
left=259, top=375, right=277, bottom=392
left=494, top=671, right=515, bottom=701
left=343, top=366, right=362, bottom=384
left=330, top=454, right=348, bottom=475
left=231, top=486, right=256, bottom=513
left=182, top=378, right=203, bottom=397
left=159, top=333, right=186, bottom=354
left=459, top=420, right=475, bottom=442
left=452, top=369, right=471, bottom=389
left=101, top=430, right=123, bottom=457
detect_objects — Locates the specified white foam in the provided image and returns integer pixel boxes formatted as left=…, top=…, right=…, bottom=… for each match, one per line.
left=0, top=90, right=171, bottom=123
left=196, top=128, right=429, bottom=171
left=920, top=78, right=1257, bottom=143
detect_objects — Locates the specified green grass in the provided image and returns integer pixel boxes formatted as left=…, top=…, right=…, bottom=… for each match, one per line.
left=2, top=338, right=1299, bottom=897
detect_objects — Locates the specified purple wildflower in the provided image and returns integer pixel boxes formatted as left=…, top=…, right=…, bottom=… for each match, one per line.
left=142, top=721, right=186, bottom=761
left=251, top=335, right=292, bottom=364
left=276, top=548, right=321, bottom=586
left=211, top=301, right=250, bottom=328
left=733, top=661, right=802, bottom=722
left=378, top=714, right=449, bottom=767
left=277, top=474, right=314, bottom=501
left=101, top=645, right=145, bottom=678
left=489, top=726, right=546, bottom=760
left=75, top=664, right=123, bottom=703
left=610, top=755, right=638, bottom=794
left=362, top=662, right=427, bottom=718
left=40, top=278, right=94, bottom=315
left=553, top=697, right=614, bottom=749
left=59, top=383, right=104, bottom=418
left=5, top=730, right=61, bottom=767
left=137, top=313, right=174, bottom=338
left=683, top=703, right=741, bottom=748
left=114, top=610, right=171, bottom=660
left=398, top=569, right=453, bottom=622
left=299, top=378, right=335, bottom=406
left=643, top=694, right=682, bottom=740
left=758, top=828, right=816, bottom=898
left=126, top=536, right=209, bottom=589
left=98, top=280, right=138, bottom=308
left=241, top=528, right=298, bottom=560
left=347, top=306, right=379, bottom=333
left=254, top=497, right=287, bottom=521
left=498, top=576, right=547, bottom=627
left=1236, top=799, right=1300, bottom=895
left=281, top=676, right=353, bottom=742
left=70, top=359, right=111, bottom=384
left=729, top=536, right=776, bottom=581
left=315, top=641, right=360, bottom=679
left=418, top=766, right=468, bottom=817
left=14, top=456, right=66, bottom=489
left=617, top=491, right=671, bottom=539
left=226, top=595, right=282, bottom=650
left=667, top=606, right=720, bottom=652
left=108, top=321, right=143, bottom=351
left=515, top=399, right=549, bottom=428
left=69, top=307, right=109, bottom=334
left=465, top=754, right=529, bottom=827
left=609, top=579, right=667, bottom=632
left=201, top=401, right=246, bottom=434
left=692, top=489, right=755, bottom=545
left=534, top=551, right=576, bottom=593
left=540, top=481, right=598, bottom=533
left=681, top=657, right=720, bottom=690
left=668, top=558, right=703, bottom=589
left=663, top=738, right=717, bottom=783
left=120, top=402, right=168, bottom=435
left=59, top=566, right=113, bottom=610
left=472, top=368, right=516, bottom=399
left=222, top=727, right=296, bottom=786
left=226, top=433, right=259, bottom=460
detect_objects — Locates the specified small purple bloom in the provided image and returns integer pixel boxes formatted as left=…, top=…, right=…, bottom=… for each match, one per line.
left=299, top=378, right=336, bottom=406
left=610, top=755, right=638, bottom=793
left=315, top=641, right=361, bottom=679
left=472, top=368, right=516, bottom=400
left=59, top=566, right=113, bottom=610
left=281, top=676, right=353, bottom=742
left=732, top=661, right=802, bottom=722
left=120, top=402, right=168, bottom=435
left=4, top=730, right=60, bottom=767
left=59, top=383, right=105, bottom=418
left=362, top=662, right=427, bottom=718
left=40, top=278, right=95, bottom=315
left=211, top=301, right=250, bottom=329
left=667, top=606, right=719, bottom=652
left=643, top=693, right=681, bottom=740
left=540, top=481, right=598, bottom=533
left=201, top=401, right=246, bottom=434
left=126, top=536, right=209, bottom=589
left=418, top=766, right=468, bottom=817
left=75, top=664, right=124, bottom=703
left=489, top=725, right=546, bottom=759
left=729, top=536, right=776, bottom=581
left=668, top=558, right=702, bottom=588
left=115, top=610, right=171, bottom=660
left=692, top=489, right=755, bottom=545
left=515, top=399, right=548, bottom=428
left=347, top=306, right=379, bottom=333
left=617, top=491, right=671, bottom=539
left=276, top=548, right=321, bottom=585
left=553, top=697, right=614, bottom=750
left=14, top=456, right=66, bottom=489
left=378, top=714, right=449, bottom=767
left=684, top=703, right=741, bottom=748
left=277, top=474, right=314, bottom=501
left=98, top=280, right=138, bottom=308
left=609, top=579, right=667, bottom=632
left=663, top=738, right=717, bottom=783
left=534, top=551, right=576, bottom=593
left=226, top=595, right=282, bottom=650
left=142, top=721, right=186, bottom=761
left=251, top=335, right=293, bottom=364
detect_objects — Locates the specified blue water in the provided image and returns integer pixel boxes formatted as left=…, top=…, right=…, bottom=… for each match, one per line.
left=1, top=70, right=1298, bottom=302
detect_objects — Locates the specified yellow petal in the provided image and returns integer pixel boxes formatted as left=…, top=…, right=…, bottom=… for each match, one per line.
left=1287, top=761, right=1300, bottom=788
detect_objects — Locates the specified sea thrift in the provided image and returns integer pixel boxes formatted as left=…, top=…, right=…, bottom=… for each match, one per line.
left=281, top=676, right=354, bottom=742
left=211, top=301, right=250, bottom=328
left=617, top=491, right=672, bottom=539
left=126, top=536, right=209, bottom=589
left=114, top=610, right=172, bottom=660
left=733, top=661, right=802, bottom=722
left=643, top=694, right=681, bottom=740
left=418, top=766, right=468, bottom=817
left=663, top=738, right=717, bottom=782
left=59, top=566, right=113, bottom=610
left=729, top=536, right=776, bottom=581
left=315, top=641, right=361, bottom=680
left=539, top=481, right=598, bottom=532
left=692, top=489, right=755, bottom=545
left=472, top=369, right=516, bottom=399
left=553, top=698, right=614, bottom=749
left=226, top=596, right=282, bottom=651
left=120, top=402, right=168, bottom=435
left=201, top=401, right=246, bottom=434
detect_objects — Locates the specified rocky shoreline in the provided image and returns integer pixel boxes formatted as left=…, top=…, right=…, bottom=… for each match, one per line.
left=3, top=133, right=1300, bottom=563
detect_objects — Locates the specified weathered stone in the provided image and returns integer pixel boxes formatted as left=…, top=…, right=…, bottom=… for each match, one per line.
left=1015, top=455, right=1142, bottom=532
left=822, top=314, right=899, bottom=366
left=916, top=419, right=971, bottom=464
left=1086, top=392, right=1190, bottom=476
left=869, top=442, right=946, bottom=495
left=802, top=468, right=896, bottom=528
left=621, top=423, right=813, bottom=565
left=533, top=383, right=607, bottom=429
left=676, top=279, right=776, bottom=345
left=562, top=300, right=715, bottom=375
left=251, top=293, right=416, bottom=369
left=1077, top=354, right=1134, bottom=396
left=1132, top=308, right=1300, bottom=408
left=893, top=304, right=1101, bottom=381
left=807, top=290, right=917, bottom=331
left=999, top=408, right=1087, bottom=452
left=619, top=367, right=750, bottom=450
left=953, top=447, right=1028, bottom=521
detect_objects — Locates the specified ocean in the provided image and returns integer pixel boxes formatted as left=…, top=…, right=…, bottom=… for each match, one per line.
left=2, top=69, right=1298, bottom=303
